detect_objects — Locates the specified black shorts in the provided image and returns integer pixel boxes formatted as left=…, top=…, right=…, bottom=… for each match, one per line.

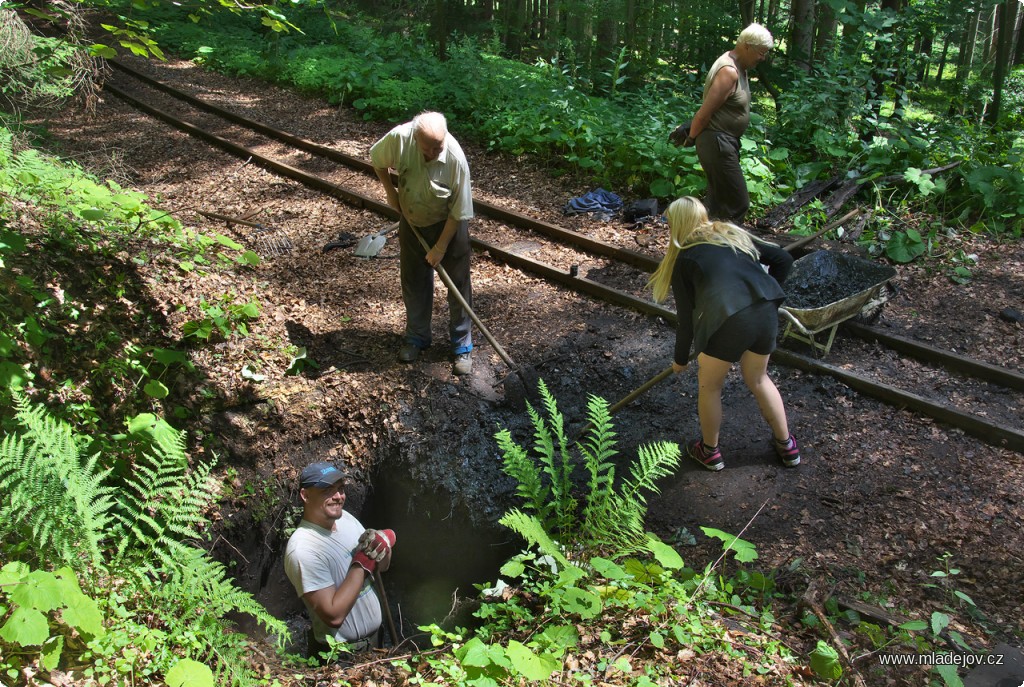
left=703, top=300, right=779, bottom=363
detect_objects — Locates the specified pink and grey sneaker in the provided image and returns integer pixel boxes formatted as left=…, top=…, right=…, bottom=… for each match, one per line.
left=773, top=435, right=801, bottom=467
left=686, top=439, right=724, bottom=471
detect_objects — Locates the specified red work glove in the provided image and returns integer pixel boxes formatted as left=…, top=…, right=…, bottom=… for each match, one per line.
left=351, top=549, right=377, bottom=574
left=357, top=528, right=396, bottom=562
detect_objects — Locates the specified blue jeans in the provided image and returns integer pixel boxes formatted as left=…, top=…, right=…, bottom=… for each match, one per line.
left=398, top=218, right=473, bottom=354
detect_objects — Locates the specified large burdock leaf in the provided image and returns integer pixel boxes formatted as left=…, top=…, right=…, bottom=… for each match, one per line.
left=0, top=607, right=50, bottom=646
left=505, top=641, right=559, bottom=681
left=165, top=659, right=214, bottom=687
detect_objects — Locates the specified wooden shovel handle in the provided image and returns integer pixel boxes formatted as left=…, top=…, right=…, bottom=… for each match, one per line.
left=407, top=223, right=519, bottom=372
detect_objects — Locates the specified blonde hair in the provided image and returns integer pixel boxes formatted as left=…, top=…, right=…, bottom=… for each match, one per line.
left=737, top=23, right=773, bottom=50
left=648, top=197, right=760, bottom=303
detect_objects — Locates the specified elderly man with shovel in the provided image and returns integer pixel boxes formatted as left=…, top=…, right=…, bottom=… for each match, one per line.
left=370, top=111, right=475, bottom=375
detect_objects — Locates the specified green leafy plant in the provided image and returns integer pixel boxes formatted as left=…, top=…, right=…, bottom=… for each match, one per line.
left=791, top=198, right=828, bottom=236
left=181, top=293, right=261, bottom=342
left=495, top=379, right=680, bottom=560
left=0, top=562, right=106, bottom=679
left=0, top=399, right=288, bottom=685
left=0, top=395, right=115, bottom=570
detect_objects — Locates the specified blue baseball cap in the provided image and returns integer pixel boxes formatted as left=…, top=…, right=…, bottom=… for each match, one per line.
left=299, top=462, right=346, bottom=488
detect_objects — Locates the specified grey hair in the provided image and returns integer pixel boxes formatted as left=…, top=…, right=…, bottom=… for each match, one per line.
left=412, top=111, right=448, bottom=137
left=737, top=23, right=773, bottom=49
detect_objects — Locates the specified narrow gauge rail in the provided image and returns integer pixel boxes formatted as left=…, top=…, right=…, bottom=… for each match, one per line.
left=105, top=61, right=1024, bottom=453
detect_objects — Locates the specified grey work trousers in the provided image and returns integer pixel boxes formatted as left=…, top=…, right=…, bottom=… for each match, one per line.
left=398, top=217, right=473, bottom=354
left=696, top=130, right=749, bottom=223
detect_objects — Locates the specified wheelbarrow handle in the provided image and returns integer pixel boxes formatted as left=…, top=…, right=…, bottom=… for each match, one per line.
left=406, top=223, right=519, bottom=373
left=777, top=306, right=810, bottom=335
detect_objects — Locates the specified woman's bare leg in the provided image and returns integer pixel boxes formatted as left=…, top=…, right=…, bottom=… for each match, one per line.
left=738, top=350, right=790, bottom=441
left=696, top=353, right=733, bottom=446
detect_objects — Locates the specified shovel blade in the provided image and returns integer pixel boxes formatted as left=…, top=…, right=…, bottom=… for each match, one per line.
left=355, top=234, right=386, bottom=258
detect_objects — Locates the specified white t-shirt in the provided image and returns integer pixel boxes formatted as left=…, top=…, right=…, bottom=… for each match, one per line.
left=283, top=513, right=382, bottom=643
left=369, top=121, right=474, bottom=227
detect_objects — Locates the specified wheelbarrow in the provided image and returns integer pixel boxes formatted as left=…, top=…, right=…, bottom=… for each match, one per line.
left=779, top=250, right=897, bottom=357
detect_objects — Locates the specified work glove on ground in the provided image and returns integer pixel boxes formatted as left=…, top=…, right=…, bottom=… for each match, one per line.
left=357, top=528, right=396, bottom=562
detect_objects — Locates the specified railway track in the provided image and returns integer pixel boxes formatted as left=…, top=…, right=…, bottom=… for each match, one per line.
left=104, top=59, right=1024, bottom=453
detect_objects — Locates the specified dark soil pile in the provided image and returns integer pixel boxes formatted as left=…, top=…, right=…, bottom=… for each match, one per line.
left=784, top=250, right=897, bottom=310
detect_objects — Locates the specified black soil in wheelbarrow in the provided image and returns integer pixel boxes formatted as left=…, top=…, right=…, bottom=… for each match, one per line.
left=784, top=250, right=896, bottom=309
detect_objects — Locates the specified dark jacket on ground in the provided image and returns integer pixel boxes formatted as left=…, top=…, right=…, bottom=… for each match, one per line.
left=672, top=241, right=792, bottom=364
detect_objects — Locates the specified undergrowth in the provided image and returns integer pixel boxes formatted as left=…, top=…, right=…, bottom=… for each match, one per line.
left=0, top=126, right=286, bottom=686
left=111, top=2, right=1023, bottom=238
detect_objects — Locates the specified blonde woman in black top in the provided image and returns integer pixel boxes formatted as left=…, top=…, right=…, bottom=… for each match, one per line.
left=649, top=196, right=800, bottom=471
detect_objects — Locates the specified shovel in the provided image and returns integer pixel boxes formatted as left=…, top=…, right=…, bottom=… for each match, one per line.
left=354, top=222, right=400, bottom=258
left=373, top=569, right=401, bottom=647
left=407, top=223, right=534, bottom=398
left=572, top=363, right=678, bottom=443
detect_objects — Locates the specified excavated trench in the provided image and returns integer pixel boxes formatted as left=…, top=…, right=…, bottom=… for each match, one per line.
left=219, top=388, right=539, bottom=653
left=214, top=309, right=684, bottom=653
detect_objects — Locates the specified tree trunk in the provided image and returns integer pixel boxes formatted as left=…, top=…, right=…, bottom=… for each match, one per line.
left=1014, top=4, right=1024, bottom=66
left=935, top=33, right=952, bottom=84
left=988, top=0, right=1019, bottom=124
left=767, top=0, right=782, bottom=31
left=503, top=0, right=528, bottom=57
left=594, top=6, right=618, bottom=89
left=915, top=29, right=933, bottom=82
left=814, top=0, right=838, bottom=65
left=434, top=0, right=448, bottom=60
left=789, top=0, right=814, bottom=72
left=739, top=0, right=755, bottom=26
left=954, top=2, right=980, bottom=84
left=983, top=3, right=999, bottom=65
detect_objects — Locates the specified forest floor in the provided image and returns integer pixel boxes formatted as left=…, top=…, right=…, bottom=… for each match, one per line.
left=27, top=54, right=1024, bottom=686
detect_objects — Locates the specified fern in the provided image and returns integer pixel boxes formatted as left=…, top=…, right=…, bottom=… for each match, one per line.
left=111, top=418, right=218, bottom=576
left=535, top=380, right=575, bottom=531
left=495, top=427, right=549, bottom=515
left=0, top=396, right=115, bottom=571
left=498, top=508, right=571, bottom=570
left=156, top=546, right=290, bottom=647
left=578, top=393, right=620, bottom=546
left=495, top=380, right=682, bottom=560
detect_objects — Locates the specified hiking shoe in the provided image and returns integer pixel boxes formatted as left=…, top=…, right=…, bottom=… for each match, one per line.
left=773, top=434, right=801, bottom=467
left=452, top=352, right=472, bottom=376
left=398, top=343, right=421, bottom=363
left=686, top=439, right=724, bottom=471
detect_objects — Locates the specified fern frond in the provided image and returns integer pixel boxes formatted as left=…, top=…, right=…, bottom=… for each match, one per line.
left=498, top=508, right=571, bottom=569
left=620, top=441, right=682, bottom=505
left=495, top=428, right=548, bottom=514
left=111, top=420, right=219, bottom=573
left=0, top=396, right=115, bottom=571
left=534, top=380, right=575, bottom=528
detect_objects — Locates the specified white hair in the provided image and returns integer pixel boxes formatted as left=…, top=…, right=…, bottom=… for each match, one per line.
left=738, top=23, right=773, bottom=49
left=412, top=111, right=448, bottom=139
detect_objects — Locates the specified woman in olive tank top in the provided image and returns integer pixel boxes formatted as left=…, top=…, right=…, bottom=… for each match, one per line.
left=683, top=23, right=773, bottom=224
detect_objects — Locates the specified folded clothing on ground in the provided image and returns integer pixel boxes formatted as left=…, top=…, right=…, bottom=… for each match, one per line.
left=563, top=188, right=623, bottom=218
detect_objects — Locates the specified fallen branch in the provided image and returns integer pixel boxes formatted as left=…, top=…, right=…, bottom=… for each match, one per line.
left=783, top=208, right=862, bottom=254
left=798, top=580, right=869, bottom=687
